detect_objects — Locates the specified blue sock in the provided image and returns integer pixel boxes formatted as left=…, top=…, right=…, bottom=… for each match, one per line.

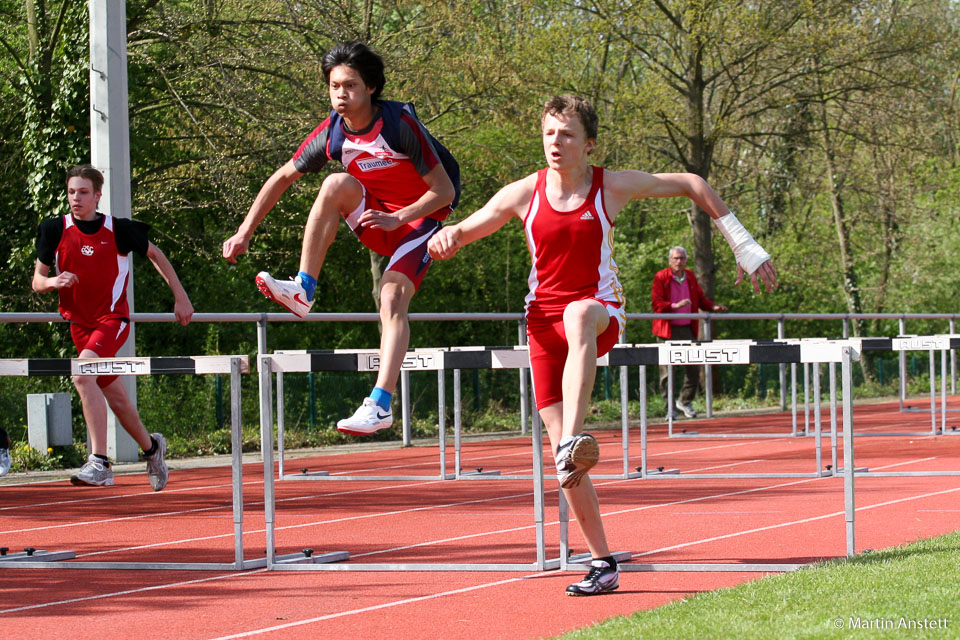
left=296, top=271, right=317, bottom=302
left=369, top=387, right=392, bottom=411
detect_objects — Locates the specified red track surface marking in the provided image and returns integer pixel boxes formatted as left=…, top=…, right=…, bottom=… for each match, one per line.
left=1, top=398, right=958, bottom=639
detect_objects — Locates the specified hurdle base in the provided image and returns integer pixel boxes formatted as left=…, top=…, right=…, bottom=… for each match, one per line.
left=643, top=468, right=680, bottom=476
left=565, top=550, right=632, bottom=566
left=458, top=469, right=501, bottom=478
left=0, top=550, right=76, bottom=563
left=285, top=471, right=331, bottom=479
left=833, top=466, right=869, bottom=475
left=275, top=550, right=350, bottom=565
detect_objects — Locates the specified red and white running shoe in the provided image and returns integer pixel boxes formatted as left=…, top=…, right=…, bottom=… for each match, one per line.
left=255, top=272, right=313, bottom=318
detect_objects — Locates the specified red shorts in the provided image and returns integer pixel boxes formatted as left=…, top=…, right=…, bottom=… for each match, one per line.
left=342, top=188, right=446, bottom=290
left=526, top=300, right=625, bottom=410
left=70, top=318, right=130, bottom=388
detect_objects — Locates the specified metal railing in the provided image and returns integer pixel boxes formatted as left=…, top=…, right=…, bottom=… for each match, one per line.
left=3, top=311, right=959, bottom=419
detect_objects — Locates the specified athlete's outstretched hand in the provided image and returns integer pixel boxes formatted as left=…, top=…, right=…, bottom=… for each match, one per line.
left=734, top=259, right=778, bottom=295
left=358, top=209, right=404, bottom=231
left=428, top=227, right=462, bottom=260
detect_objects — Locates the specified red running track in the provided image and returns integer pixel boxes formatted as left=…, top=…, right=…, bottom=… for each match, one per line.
left=1, top=398, right=959, bottom=639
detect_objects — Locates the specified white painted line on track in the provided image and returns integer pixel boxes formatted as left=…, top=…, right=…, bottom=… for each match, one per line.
left=0, top=480, right=244, bottom=512
left=5, top=457, right=957, bottom=623
left=0, top=570, right=267, bottom=614
left=204, top=575, right=540, bottom=640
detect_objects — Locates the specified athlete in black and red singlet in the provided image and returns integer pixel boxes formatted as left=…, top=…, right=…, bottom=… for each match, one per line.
left=429, top=95, right=777, bottom=596
left=223, top=41, right=460, bottom=436
left=33, top=165, right=193, bottom=489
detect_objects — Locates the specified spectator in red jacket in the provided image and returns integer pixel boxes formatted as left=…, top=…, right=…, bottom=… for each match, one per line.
left=651, top=246, right=727, bottom=418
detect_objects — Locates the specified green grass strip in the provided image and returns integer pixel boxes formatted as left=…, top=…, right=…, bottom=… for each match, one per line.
left=556, top=531, right=960, bottom=639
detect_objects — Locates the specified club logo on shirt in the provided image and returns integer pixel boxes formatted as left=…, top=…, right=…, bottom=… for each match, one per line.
left=81, top=245, right=95, bottom=256
left=356, top=157, right=396, bottom=172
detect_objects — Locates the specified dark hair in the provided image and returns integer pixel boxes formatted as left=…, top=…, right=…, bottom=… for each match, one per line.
left=66, top=165, right=104, bottom=193
left=321, top=41, right=386, bottom=101
left=541, top=95, right=599, bottom=141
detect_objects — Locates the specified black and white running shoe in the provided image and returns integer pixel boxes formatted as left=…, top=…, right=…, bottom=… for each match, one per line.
left=566, top=559, right=619, bottom=596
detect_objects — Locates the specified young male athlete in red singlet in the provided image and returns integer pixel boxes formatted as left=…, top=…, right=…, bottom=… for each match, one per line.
left=223, top=41, right=460, bottom=436
left=429, top=95, right=777, bottom=596
left=33, top=165, right=194, bottom=489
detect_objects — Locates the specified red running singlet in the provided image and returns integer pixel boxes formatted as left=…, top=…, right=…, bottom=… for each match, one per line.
left=55, top=214, right=131, bottom=328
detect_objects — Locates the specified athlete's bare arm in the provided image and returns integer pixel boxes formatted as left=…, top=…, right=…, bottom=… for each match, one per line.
left=146, top=242, right=194, bottom=326
left=428, top=174, right=536, bottom=260
left=31, top=260, right=75, bottom=293
left=222, top=160, right=304, bottom=263
left=604, top=170, right=777, bottom=293
left=358, top=163, right=456, bottom=232
left=602, top=171, right=730, bottom=222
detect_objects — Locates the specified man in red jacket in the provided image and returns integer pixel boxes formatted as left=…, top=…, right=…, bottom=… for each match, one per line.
left=651, top=246, right=727, bottom=418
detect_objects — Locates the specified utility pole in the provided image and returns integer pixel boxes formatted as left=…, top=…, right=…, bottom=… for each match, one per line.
left=89, top=0, right=138, bottom=462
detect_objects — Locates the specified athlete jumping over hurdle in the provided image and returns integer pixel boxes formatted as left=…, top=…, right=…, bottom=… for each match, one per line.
left=32, top=165, right=194, bottom=489
left=222, top=41, right=460, bottom=436
left=428, top=95, right=777, bottom=595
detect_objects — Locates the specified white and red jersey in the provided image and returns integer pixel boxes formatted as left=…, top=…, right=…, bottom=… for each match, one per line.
left=292, top=100, right=460, bottom=218
left=523, top=166, right=624, bottom=317
left=55, top=214, right=131, bottom=328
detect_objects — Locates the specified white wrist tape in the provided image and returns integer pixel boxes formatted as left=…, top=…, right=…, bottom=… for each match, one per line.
left=714, top=212, right=770, bottom=275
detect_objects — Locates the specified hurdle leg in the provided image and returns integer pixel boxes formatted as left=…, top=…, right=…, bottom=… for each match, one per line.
left=667, top=364, right=674, bottom=437
left=830, top=362, right=838, bottom=473
left=519, top=319, right=529, bottom=436
left=803, top=363, right=810, bottom=435
left=814, top=362, right=822, bottom=474
left=841, top=347, right=856, bottom=556
left=813, top=362, right=822, bottom=445
left=941, top=349, right=947, bottom=434
left=401, top=370, right=412, bottom=446
left=620, top=359, right=630, bottom=477
left=230, top=357, right=245, bottom=568
left=928, top=350, right=936, bottom=434
left=531, top=389, right=547, bottom=571
left=438, top=369, right=447, bottom=479
left=276, top=370, right=285, bottom=478
left=258, top=355, right=277, bottom=569
left=454, top=369, right=462, bottom=479
left=640, top=365, right=648, bottom=479
left=791, top=362, right=798, bottom=436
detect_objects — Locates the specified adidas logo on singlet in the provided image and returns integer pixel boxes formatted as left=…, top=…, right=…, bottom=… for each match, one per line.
left=580, top=211, right=595, bottom=221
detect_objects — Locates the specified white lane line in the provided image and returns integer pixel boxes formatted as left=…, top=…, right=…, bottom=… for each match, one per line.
left=0, top=481, right=242, bottom=512
left=204, top=575, right=539, bottom=640
left=5, top=460, right=957, bottom=623
left=0, top=570, right=266, bottom=614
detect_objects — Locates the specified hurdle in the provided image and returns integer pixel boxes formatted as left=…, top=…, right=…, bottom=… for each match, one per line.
left=267, top=346, right=644, bottom=482
left=640, top=339, right=857, bottom=480
left=258, top=350, right=592, bottom=571
left=567, top=342, right=862, bottom=572
left=0, top=354, right=308, bottom=571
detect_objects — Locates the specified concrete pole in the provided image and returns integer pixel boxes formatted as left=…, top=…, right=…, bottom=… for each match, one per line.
left=90, top=0, right=138, bottom=461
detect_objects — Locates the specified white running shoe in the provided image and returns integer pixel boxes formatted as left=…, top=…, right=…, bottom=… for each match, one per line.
left=255, top=272, right=314, bottom=318
left=337, top=398, right=393, bottom=436
left=0, top=427, right=10, bottom=477
left=676, top=400, right=698, bottom=418
left=144, top=433, right=168, bottom=491
left=0, top=448, right=10, bottom=477
left=71, top=455, right=114, bottom=487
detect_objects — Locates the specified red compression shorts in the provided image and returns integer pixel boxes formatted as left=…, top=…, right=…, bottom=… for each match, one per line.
left=70, top=318, right=130, bottom=388
left=526, top=300, right=625, bottom=410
